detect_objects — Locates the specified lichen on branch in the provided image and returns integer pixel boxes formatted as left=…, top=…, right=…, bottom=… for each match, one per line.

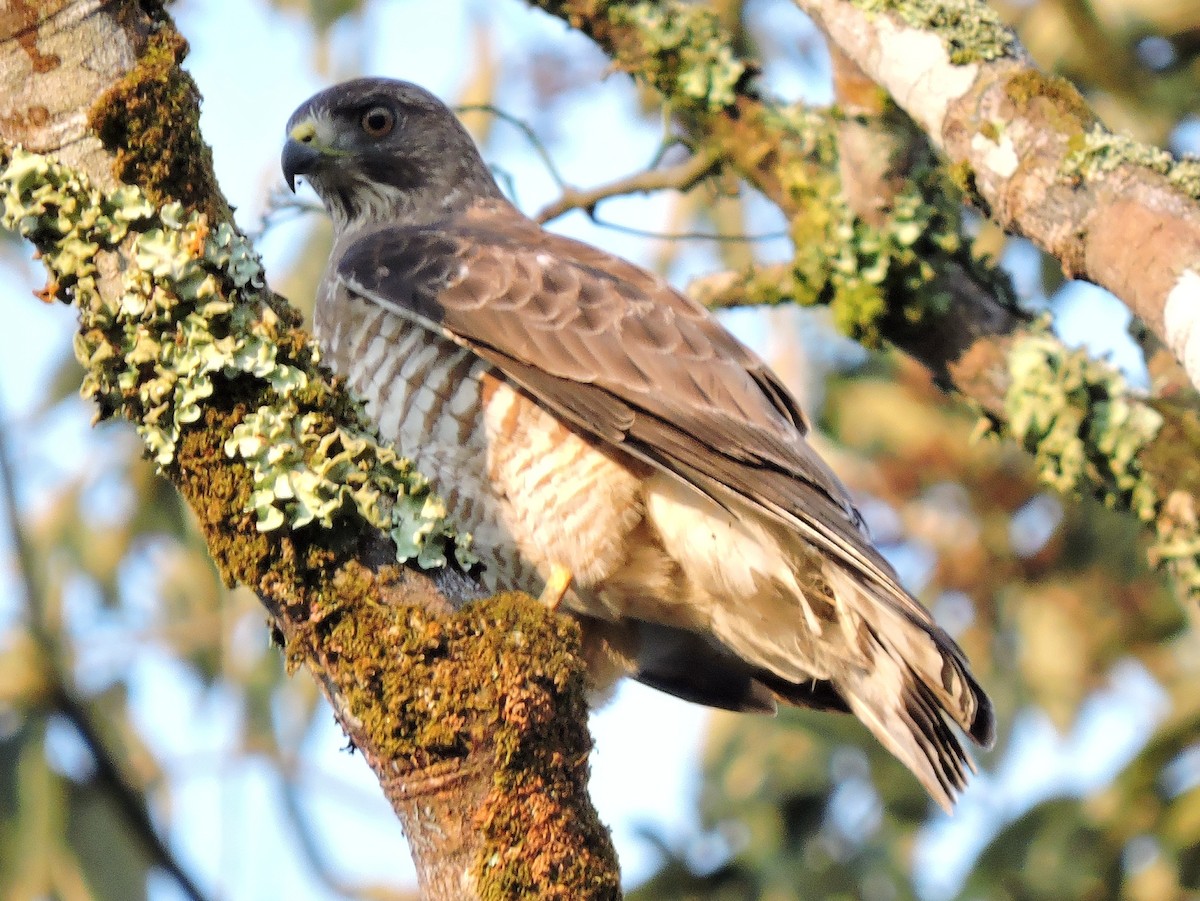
left=0, top=149, right=469, bottom=569
left=606, top=0, right=747, bottom=111
left=1062, top=124, right=1200, bottom=200
left=1001, top=327, right=1200, bottom=599
left=850, top=0, right=1016, bottom=64
left=790, top=0, right=1200, bottom=396
left=724, top=102, right=1001, bottom=346
left=1004, top=328, right=1162, bottom=516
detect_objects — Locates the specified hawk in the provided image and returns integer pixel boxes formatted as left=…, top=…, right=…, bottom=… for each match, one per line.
left=281, top=77, right=994, bottom=810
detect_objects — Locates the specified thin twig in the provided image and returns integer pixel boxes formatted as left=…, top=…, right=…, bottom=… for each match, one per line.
left=53, top=690, right=213, bottom=901
left=0, top=413, right=46, bottom=635
left=534, top=148, right=790, bottom=241
left=586, top=217, right=789, bottom=243
left=536, top=147, right=721, bottom=223
left=456, top=103, right=781, bottom=240
left=250, top=186, right=325, bottom=241
left=455, top=102, right=570, bottom=188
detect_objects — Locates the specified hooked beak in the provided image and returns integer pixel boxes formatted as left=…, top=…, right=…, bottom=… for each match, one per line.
left=281, top=120, right=324, bottom=192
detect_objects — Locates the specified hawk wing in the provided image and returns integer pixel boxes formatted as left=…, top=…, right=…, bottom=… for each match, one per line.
left=336, top=209, right=921, bottom=628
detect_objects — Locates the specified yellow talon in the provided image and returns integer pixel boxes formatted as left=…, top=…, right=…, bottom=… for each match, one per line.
left=539, top=564, right=573, bottom=612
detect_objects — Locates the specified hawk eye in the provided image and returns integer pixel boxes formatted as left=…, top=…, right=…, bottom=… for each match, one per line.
left=360, top=106, right=395, bottom=138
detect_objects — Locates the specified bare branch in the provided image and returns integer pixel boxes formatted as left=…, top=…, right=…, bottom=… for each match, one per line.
left=280, top=773, right=420, bottom=901
left=0, top=401, right=211, bottom=901
left=536, top=147, right=720, bottom=223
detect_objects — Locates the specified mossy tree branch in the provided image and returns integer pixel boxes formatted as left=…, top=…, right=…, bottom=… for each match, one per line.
left=525, top=0, right=1200, bottom=599
left=0, top=3, right=619, bottom=899
left=791, top=0, right=1200, bottom=394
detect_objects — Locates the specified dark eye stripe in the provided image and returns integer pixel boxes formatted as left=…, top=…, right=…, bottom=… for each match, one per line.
left=358, top=152, right=423, bottom=191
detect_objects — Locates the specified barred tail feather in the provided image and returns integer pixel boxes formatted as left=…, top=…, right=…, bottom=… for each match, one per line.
left=823, top=566, right=994, bottom=812
left=638, top=478, right=993, bottom=809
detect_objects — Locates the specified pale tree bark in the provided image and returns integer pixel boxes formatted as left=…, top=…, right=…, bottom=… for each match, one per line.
left=793, top=0, right=1200, bottom=394
left=0, top=3, right=621, bottom=899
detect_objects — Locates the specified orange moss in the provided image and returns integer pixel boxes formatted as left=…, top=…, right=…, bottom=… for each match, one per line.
left=89, top=26, right=228, bottom=221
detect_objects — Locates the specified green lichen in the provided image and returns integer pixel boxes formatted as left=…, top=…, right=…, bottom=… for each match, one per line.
left=227, top=407, right=465, bottom=568
left=0, top=149, right=468, bottom=570
left=786, top=159, right=961, bottom=346
left=1141, top=410, right=1200, bottom=601
left=852, top=0, right=1016, bottom=64
left=89, top=27, right=227, bottom=222
left=1151, top=492, right=1200, bottom=602
left=711, top=265, right=799, bottom=310
left=946, top=158, right=977, bottom=195
left=1062, top=125, right=1200, bottom=201
left=724, top=102, right=984, bottom=345
left=608, top=1, right=746, bottom=112
left=1003, top=329, right=1200, bottom=599
left=1063, top=125, right=1173, bottom=179
left=1171, top=158, right=1200, bottom=198
left=1004, top=328, right=1162, bottom=519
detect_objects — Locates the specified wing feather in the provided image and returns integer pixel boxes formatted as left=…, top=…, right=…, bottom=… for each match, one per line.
left=337, top=215, right=891, bottom=585
left=336, top=210, right=995, bottom=755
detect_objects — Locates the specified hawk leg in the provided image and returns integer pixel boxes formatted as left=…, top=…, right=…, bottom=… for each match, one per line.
left=539, top=563, right=574, bottom=612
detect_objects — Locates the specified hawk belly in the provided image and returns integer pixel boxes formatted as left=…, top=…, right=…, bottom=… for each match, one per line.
left=316, top=293, right=693, bottom=627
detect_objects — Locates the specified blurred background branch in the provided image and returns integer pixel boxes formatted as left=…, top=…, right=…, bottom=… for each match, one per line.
left=0, top=398, right=209, bottom=901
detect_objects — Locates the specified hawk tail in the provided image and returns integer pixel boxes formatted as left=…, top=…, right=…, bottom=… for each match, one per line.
left=817, top=565, right=994, bottom=812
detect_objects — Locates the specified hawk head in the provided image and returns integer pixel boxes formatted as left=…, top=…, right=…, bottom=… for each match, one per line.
left=282, top=77, right=505, bottom=231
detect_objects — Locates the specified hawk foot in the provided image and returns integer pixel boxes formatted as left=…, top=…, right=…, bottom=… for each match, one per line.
left=538, top=564, right=573, bottom=612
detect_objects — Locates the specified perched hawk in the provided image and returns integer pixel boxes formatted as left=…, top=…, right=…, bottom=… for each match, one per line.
left=282, top=78, right=994, bottom=809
